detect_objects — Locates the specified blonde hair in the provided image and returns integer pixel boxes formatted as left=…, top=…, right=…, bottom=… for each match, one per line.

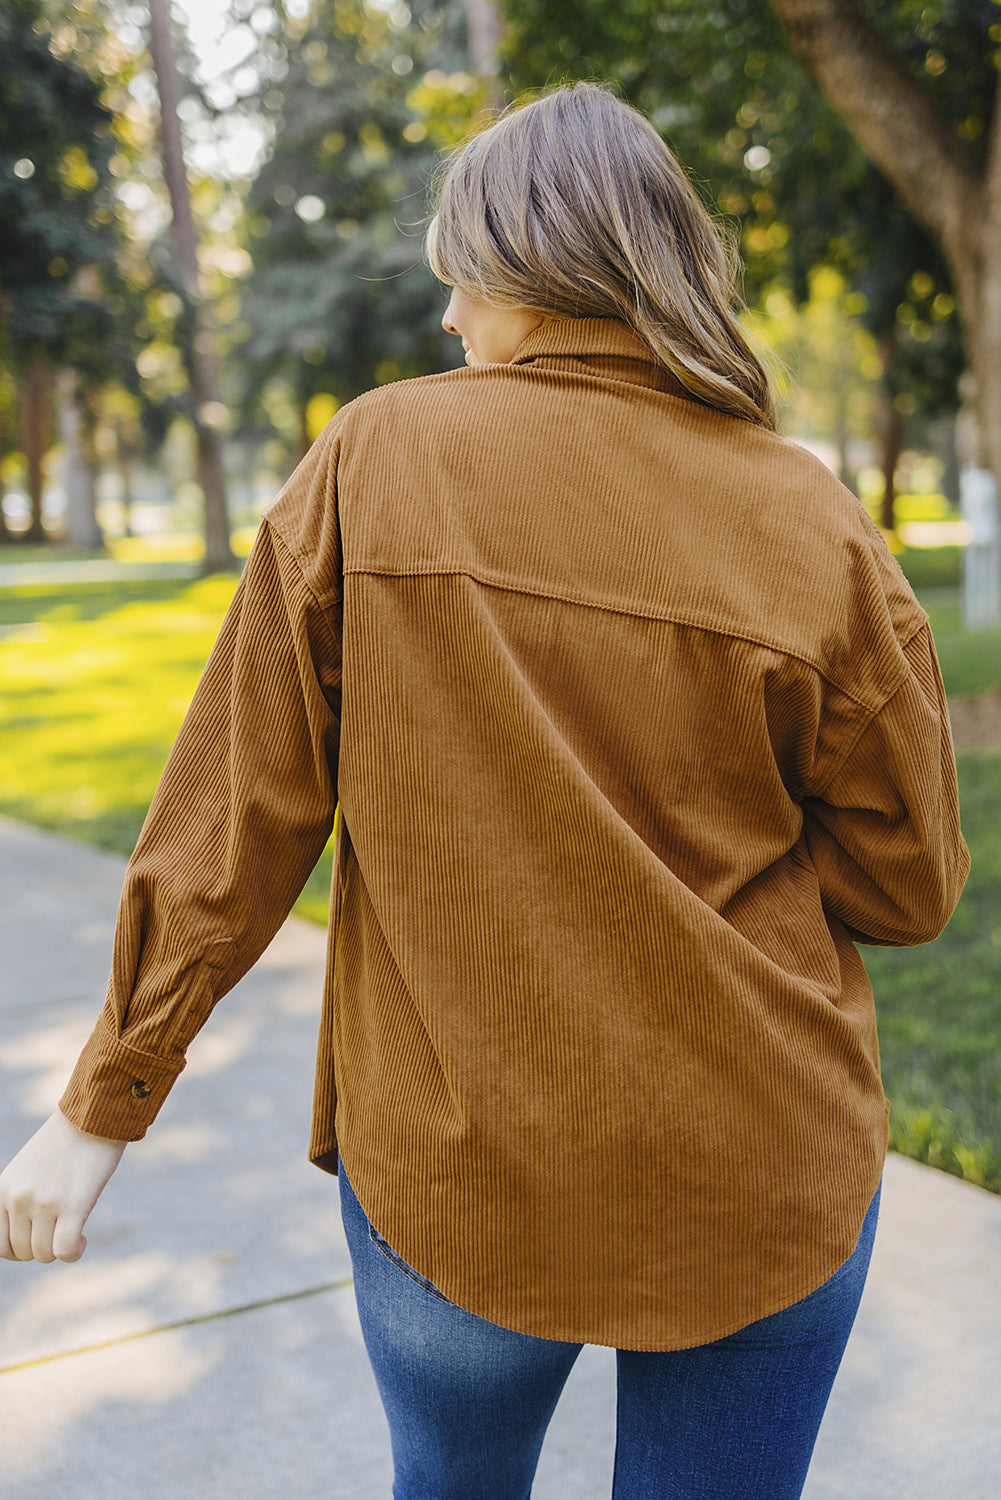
left=424, top=80, right=777, bottom=430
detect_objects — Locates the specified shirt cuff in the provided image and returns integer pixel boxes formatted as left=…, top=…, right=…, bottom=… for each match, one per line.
left=58, top=1011, right=186, bottom=1142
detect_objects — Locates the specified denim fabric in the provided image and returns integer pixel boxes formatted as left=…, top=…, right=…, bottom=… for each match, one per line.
left=339, top=1163, right=880, bottom=1500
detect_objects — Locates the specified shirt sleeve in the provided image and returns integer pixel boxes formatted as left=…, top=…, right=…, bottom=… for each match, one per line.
left=57, top=469, right=342, bottom=1142
left=800, top=620, right=970, bottom=947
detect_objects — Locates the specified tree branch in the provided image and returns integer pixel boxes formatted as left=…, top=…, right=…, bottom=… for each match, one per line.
left=770, top=0, right=983, bottom=260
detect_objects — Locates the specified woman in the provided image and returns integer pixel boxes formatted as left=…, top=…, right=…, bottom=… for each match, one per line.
left=0, top=81, right=969, bottom=1498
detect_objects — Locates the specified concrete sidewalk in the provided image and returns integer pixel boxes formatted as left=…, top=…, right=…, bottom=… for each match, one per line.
left=0, top=815, right=998, bottom=1498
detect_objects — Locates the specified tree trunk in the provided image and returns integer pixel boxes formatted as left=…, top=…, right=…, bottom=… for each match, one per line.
left=939, top=412, right=960, bottom=510
left=833, top=385, right=856, bottom=495
left=874, top=330, right=902, bottom=533
left=967, top=224, right=1001, bottom=498
left=463, top=0, right=505, bottom=110
left=0, top=291, right=9, bottom=542
left=0, top=399, right=10, bottom=544
left=147, top=0, right=235, bottom=573
left=877, top=415, right=902, bottom=534
left=296, top=396, right=311, bottom=468
left=115, top=421, right=136, bottom=537
left=18, top=341, right=54, bottom=543
left=770, top=0, right=998, bottom=489
left=58, top=368, right=104, bottom=549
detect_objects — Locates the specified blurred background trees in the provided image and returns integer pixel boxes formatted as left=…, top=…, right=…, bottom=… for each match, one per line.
left=233, top=0, right=471, bottom=460
left=503, top=0, right=989, bottom=524
left=770, top=0, right=1001, bottom=500
left=0, top=0, right=128, bottom=544
left=0, top=0, right=998, bottom=561
left=148, top=0, right=235, bottom=569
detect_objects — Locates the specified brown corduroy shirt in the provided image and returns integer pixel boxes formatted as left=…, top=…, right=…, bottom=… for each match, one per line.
left=59, top=316, right=970, bottom=1350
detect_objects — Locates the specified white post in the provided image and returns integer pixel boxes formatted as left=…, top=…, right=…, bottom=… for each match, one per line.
left=959, top=463, right=1001, bottom=629
left=57, top=368, right=102, bottom=549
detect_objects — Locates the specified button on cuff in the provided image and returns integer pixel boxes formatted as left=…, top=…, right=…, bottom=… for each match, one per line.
left=131, top=1080, right=152, bottom=1099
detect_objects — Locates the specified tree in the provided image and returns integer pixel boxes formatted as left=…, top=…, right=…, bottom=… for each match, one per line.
left=0, top=0, right=187, bottom=550
left=462, top=0, right=504, bottom=107
left=769, top=0, right=999, bottom=485
left=233, top=0, right=483, bottom=458
left=0, top=0, right=121, bottom=542
left=503, top=5, right=975, bottom=510
left=147, top=0, right=236, bottom=572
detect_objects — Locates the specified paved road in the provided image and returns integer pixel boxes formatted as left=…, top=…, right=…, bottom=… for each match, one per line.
left=0, top=560, right=201, bottom=587
left=0, top=816, right=998, bottom=1498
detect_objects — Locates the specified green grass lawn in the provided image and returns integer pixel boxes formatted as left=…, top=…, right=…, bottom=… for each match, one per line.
left=1, top=546, right=1000, bottom=1190
left=865, top=751, right=1001, bottom=1190
left=0, top=529, right=257, bottom=567
left=0, top=570, right=334, bottom=924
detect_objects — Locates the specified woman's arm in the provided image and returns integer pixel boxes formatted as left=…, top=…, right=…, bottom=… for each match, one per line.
left=801, top=621, right=970, bottom=946
left=53, top=511, right=342, bottom=1146
left=0, top=419, right=345, bottom=1261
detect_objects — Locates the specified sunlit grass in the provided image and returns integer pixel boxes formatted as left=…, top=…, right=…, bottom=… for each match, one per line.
left=0, top=528, right=257, bottom=567
left=0, top=572, right=332, bottom=924
left=108, top=527, right=258, bottom=562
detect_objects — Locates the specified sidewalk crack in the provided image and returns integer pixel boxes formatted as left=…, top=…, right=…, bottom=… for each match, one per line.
left=0, top=1275, right=354, bottom=1374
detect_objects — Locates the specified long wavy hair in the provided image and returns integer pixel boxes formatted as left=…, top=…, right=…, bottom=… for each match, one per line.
left=424, top=80, right=777, bottom=430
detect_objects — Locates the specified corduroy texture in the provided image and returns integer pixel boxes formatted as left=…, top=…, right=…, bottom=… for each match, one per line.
left=58, top=316, right=970, bottom=1350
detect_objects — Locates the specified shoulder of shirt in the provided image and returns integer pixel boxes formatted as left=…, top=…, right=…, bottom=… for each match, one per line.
left=258, top=371, right=500, bottom=594
left=260, top=373, right=457, bottom=544
left=263, top=367, right=927, bottom=696
left=781, top=435, right=931, bottom=669
left=341, top=367, right=489, bottom=415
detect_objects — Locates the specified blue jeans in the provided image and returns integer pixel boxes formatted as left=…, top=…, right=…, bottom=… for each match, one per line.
left=339, top=1164, right=881, bottom=1500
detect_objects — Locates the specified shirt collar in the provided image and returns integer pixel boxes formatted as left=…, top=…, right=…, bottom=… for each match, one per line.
left=508, top=315, right=687, bottom=397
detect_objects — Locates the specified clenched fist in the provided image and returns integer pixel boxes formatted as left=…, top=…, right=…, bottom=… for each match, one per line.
left=0, top=1108, right=128, bottom=1264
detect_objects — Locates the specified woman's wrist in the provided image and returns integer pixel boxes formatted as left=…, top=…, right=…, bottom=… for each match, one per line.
left=54, top=1106, right=129, bottom=1150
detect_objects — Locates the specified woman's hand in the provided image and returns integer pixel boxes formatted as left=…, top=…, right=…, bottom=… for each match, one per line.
left=0, top=1108, right=129, bottom=1264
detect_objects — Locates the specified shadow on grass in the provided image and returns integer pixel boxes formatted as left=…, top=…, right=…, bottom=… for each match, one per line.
left=0, top=578, right=210, bottom=628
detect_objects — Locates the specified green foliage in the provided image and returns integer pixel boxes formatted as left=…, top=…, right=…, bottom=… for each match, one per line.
left=0, top=0, right=121, bottom=351
left=500, top=0, right=989, bottom=431
left=887, top=1102, right=1001, bottom=1194
left=752, top=268, right=881, bottom=465
left=233, top=0, right=474, bottom=423
left=0, top=0, right=176, bottom=513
